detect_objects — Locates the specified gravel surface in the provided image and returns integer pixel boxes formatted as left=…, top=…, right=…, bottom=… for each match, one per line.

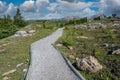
left=26, top=28, right=80, bottom=80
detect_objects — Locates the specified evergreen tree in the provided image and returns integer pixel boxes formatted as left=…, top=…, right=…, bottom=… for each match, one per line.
left=14, top=8, right=26, bottom=27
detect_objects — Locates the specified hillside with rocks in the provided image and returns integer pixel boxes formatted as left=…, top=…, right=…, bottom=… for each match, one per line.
left=55, top=18, right=120, bottom=80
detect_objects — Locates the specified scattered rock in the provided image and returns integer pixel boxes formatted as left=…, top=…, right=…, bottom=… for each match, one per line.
left=77, top=56, right=103, bottom=73
left=112, top=49, right=120, bottom=55
left=2, top=76, right=9, bottom=80
left=25, top=25, right=32, bottom=29
left=79, top=36, right=88, bottom=39
left=8, top=65, right=10, bottom=67
left=56, top=43, right=62, bottom=47
left=14, top=30, right=36, bottom=37
left=2, top=69, right=16, bottom=76
left=76, top=36, right=80, bottom=39
left=69, top=55, right=75, bottom=60
left=112, top=24, right=120, bottom=27
left=68, top=46, right=73, bottom=50
left=2, top=44, right=7, bottom=46
left=16, top=63, right=24, bottom=68
left=111, top=44, right=115, bottom=47
left=76, top=58, right=79, bottom=61
left=0, top=49, right=5, bottom=52
left=28, top=30, right=36, bottom=34
left=23, top=68, right=27, bottom=73
left=101, top=43, right=109, bottom=47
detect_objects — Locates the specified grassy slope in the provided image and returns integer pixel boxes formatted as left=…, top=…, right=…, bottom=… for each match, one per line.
left=55, top=22, right=120, bottom=80
left=0, top=23, right=56, bottom=80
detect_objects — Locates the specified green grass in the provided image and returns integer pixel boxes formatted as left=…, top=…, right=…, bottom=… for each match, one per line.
left=0, top=23, right=56, bottom=80
left=55, top=23, right=120, bottom=80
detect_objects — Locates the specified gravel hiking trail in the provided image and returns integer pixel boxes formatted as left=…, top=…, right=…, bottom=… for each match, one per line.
left=26, top=28, right=81, bottom=80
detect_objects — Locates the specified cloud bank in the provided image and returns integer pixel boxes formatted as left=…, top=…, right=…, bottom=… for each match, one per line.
left=0, top=0, right=120, bottom=20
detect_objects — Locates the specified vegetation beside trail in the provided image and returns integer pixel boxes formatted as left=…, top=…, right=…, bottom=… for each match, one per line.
left=55, top=18, right=120, bottom=80
left=0, top=20, right=61, bottom=80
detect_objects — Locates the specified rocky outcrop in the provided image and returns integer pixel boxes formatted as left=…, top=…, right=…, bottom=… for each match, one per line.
left=14, top=30, right=36, bottom=37
left=77, top=56, right=103, bottom=73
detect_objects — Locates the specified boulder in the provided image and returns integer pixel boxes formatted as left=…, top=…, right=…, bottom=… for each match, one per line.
left=14, top=30, right=36, bottom=37
left=112, top=49, right=120, bottom=55
left=28, top=30, right=36, bottom=34
left=14, top=31, right=27, bottom=37
left=77, top=56, right=103, bottom=73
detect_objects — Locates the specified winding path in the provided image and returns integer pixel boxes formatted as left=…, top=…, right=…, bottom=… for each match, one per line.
left=26, top=28, right=81, bottom=80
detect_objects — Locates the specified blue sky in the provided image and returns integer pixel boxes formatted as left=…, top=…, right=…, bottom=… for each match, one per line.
left=0, top=0, right=120, bottom=20
left=2, top=0, right=25, bottom=5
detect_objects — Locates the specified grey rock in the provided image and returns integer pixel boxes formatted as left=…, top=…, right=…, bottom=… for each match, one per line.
left=56, top=43, right=62, bottom=47
left=14, top=31, right=28, bottom=37
left=28, top=30, right=36, bottom=34
left=16, top=63, right=24, bottom=68
left=23, top=69, right=27, bottom=73
left=112, top=49, right=120, bottom=55
left=77, top=56, right=103, bottom=73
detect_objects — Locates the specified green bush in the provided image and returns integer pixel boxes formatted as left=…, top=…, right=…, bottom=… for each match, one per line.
left=0, top=16, right=18, bottom=39
left=0, top=24, right=17, bottom=39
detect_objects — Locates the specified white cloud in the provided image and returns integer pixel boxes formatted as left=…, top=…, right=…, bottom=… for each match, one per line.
left=80, top=8, right=96, bottom=17
left=5, top=3, right=17, bottom=17
left=36, top=0, right=49, bottom=12
left=0, top=1, right=6, bottom=13
left=20, top=0, right=35, bottom=12
left=47, top=3, right=58, bottom=12
left=58, top=0, right=93, bottom=12
left=100, top=0, right=120, bottom=16
left=2, top=0, right=120, bottom=20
